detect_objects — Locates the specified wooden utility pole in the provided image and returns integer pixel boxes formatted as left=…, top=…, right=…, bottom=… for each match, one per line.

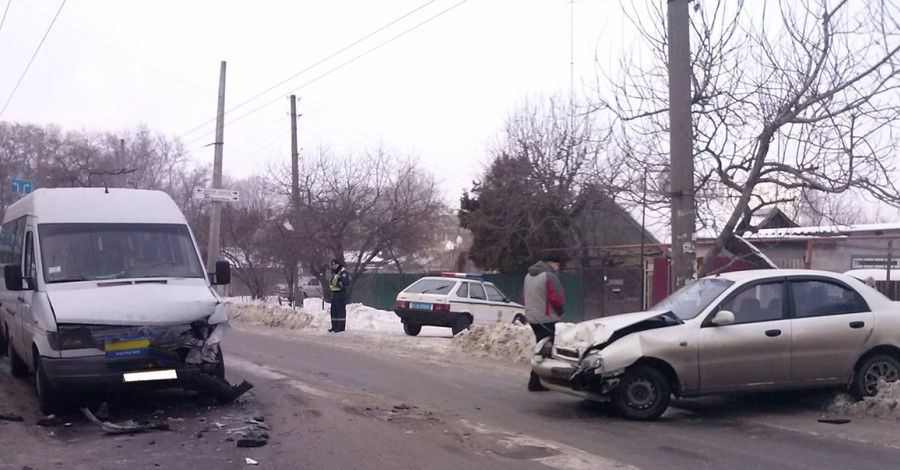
left=667, top=0, right=695, bottom=290
left=206, top=61, right=227, bottom=273
left=289, top=95, right=300, bottom=306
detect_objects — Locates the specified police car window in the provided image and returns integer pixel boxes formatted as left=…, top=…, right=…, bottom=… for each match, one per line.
left=484, top=284, right=506, bottom=302
left=457, top=282, right=469, bottom=297
left=470, top=283, right=486, bottom=300
left=405, top=279, right=455, bottom=294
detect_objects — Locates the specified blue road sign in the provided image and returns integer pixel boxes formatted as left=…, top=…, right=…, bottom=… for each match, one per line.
left=10, top=178, right=32, bottom=194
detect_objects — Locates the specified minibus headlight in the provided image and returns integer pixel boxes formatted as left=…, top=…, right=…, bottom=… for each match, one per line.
left=48, top=326, right=98, bottom=350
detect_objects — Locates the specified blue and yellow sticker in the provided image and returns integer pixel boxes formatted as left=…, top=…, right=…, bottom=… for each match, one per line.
left=104, top=337, right=150, bottom=358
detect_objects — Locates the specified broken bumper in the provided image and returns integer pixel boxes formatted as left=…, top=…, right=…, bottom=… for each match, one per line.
left=530, top=356, right=616, bottom=401
left=40, top=355, right=206, bottom=390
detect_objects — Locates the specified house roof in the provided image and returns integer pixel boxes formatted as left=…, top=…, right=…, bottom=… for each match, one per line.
left=743, top=222, right=900, bottom=240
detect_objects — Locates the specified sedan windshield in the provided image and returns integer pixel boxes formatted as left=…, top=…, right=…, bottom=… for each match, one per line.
left=651, top=277, right=734, bottom=320
left=39, top=223, right=205, bottom=282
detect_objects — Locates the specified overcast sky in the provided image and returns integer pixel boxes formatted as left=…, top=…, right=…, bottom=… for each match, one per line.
left=0, top=0, right=631, bottom=204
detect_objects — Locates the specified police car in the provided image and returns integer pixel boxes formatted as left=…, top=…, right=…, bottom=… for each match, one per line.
left=393, top=273, right=526, bottom=336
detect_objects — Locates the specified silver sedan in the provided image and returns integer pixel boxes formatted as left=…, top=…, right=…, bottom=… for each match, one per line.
left=531, top=269, right=900, bottom=420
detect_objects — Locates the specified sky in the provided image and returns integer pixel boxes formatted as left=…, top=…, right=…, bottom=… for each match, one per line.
left=229, top=295, right=900, bottom=419
left=0, top=0, right=631, bottom=204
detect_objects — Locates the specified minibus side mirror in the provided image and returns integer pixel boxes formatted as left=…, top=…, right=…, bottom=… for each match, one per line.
left=4, top=264, right=25, bottom=291
left=210, top=260, right=231, bottom=285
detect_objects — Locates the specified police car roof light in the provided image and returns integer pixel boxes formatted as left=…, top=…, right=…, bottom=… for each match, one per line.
left=439, top=272, right=486, bottom=280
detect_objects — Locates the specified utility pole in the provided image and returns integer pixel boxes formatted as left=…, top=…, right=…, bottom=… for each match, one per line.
left=206, top=61, right=227, bottom=274
left=289, top=95, right=300, bottom=307
left=667, top=0, right=695, bottom=290
left=117, top=138, right=125, bottom=187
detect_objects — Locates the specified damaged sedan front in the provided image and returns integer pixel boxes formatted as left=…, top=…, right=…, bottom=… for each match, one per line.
left=531, top=277, right=734, bottom=420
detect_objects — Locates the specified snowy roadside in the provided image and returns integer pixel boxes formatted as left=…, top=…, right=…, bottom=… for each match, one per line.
left=224, top=297, right=900, bottom=421
left=224, top=297, right=541, bottom=364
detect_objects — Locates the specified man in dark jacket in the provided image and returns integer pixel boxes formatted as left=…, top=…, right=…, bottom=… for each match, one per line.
left=328, top=259, right=351, bottom=333
left=523, top=252, right=565, bottom=391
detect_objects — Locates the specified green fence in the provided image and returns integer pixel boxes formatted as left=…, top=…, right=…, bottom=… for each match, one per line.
left=351, top=272, right=582, bottom=323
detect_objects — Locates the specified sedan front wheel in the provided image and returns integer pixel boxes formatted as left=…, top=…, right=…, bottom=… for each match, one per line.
left=612, top=366, right=670, bottom=421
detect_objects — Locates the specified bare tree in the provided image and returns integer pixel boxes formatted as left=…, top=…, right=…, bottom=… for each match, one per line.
left=268, top=145, right=447, bottom=288
left=460, top=95, right=609, bottom=272
left=596, top=0, right=900, bottom=275
left=219, top=175, right=281, bottom=299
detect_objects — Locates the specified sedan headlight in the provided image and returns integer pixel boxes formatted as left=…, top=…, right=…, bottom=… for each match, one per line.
left=533, top=337, right=553, bottom=357
left=580, top=352, right=603, bottom=370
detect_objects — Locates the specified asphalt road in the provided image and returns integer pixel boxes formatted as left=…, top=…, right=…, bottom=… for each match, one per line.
left=3, top=322, right=900, bottom=470
left=223, top=323, right=900, bottom=470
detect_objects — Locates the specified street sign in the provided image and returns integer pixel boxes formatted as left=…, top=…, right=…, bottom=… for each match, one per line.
left=10, top=178, right=32, bottom=194
left=193, top=187, right=239, bottom=202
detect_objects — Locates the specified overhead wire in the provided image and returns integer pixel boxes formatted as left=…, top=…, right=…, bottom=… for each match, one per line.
left=176, top=0, right=441, bottom=142
left=0, top=0, right=11, bottom=36
left=0, top=0, right=66, bottom=118
left=180, top=0, right=469, bottom=149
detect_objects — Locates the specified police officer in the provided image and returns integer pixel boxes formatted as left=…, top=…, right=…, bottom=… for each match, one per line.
left=328, top=259, right=351, bottom=332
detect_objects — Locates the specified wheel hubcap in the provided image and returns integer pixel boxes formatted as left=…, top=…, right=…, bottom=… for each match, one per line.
left=864, top=361, right=900, bottom=396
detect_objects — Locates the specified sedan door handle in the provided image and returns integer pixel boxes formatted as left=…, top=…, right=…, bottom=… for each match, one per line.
left=849, top=321, right=865, bottom=329
left=765, top=329, right=782, bottom=337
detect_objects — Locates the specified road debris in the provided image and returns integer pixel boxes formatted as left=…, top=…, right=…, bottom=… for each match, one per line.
left=818, top=417, right=852, bottom=425
left=191, top=375, right=254, bottom=403
left=36, top=414, right=61, bottom=427
left=245, top=457, right=259, bottom=465
left=81, top=408, right=171, bottom=434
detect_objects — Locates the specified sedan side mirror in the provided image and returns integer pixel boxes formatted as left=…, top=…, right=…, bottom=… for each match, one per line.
left=711, top=310, right=735, bottom=326
left=209, top=260, right=231, bottom=285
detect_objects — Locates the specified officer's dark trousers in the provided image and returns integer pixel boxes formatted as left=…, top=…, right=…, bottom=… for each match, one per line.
left=330, top=291, right=347, bottom=332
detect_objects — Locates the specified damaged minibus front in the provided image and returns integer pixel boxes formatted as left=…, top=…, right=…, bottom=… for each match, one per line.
left=0, top=188, right=245, bottom=414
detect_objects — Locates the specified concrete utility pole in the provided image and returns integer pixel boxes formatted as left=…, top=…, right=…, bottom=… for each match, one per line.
left=668, top=0, right=696, bottom=290
left=289, top=95, right=300, bottom=306
left=290, top=95, right=299, bottom=209
left=206, top=61, right=227, bottom=273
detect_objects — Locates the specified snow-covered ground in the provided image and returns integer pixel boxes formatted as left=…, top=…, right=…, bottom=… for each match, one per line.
left=225, top=297, right=900, bottom=420
left=225, top=297, right=544, bottom=364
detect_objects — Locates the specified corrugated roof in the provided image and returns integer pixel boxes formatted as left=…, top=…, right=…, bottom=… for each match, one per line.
left=744, top=222, right=900, bottom=240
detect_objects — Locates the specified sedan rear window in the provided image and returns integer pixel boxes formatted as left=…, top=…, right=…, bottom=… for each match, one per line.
left=404, top=279, right=456, bottom=294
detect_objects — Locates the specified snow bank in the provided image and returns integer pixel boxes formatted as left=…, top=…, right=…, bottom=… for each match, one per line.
left=225, top=297, right=544, bottom=365
left=829, top=380, right=900, bottom=419
left=451, top=323, right=535, bottom=364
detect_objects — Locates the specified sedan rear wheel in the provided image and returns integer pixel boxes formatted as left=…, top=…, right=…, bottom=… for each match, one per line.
left=403, top=322, right=422, bottom=336
left=851, top=354, right=900, bottom=400
left=612, top=366, right=670, bottom=421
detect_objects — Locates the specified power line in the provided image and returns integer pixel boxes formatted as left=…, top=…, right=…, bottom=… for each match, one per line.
left=0, top=0, right=11, bottom=36
left=181, top=0, right=469, bottom=148
left=0, top=0, right=66, bottom=118
left=177, top=0, right=440, bottom=142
